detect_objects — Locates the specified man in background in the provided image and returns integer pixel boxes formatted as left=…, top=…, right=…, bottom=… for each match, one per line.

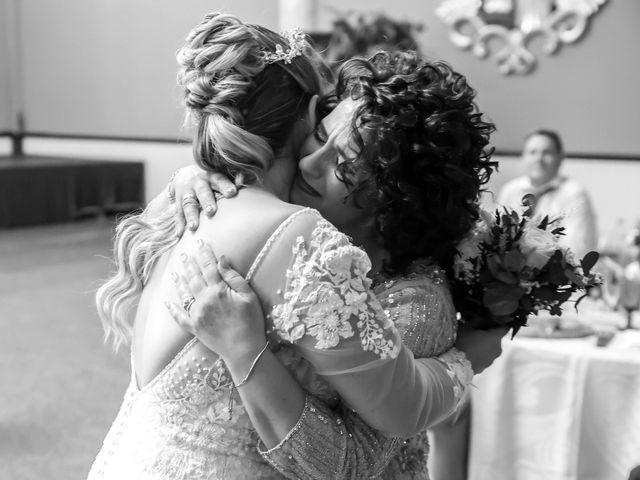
left=498, top=129, right=598, bottom=258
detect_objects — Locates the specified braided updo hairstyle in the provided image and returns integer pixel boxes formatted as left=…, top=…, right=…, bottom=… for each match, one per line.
left=97, top=13, right=326, bottom=350
left=331, top=51, right=497, bottom=276
left=177, top=13, right=324, bottom=184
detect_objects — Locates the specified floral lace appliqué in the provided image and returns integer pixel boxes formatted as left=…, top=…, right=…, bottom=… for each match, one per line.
left=272, top=218, right=399, bottom=359
left=437, top=347, right=474, bottom=409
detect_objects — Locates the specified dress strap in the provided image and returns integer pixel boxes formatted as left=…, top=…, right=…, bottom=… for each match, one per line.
left=245, top=207, right=318, bottom=282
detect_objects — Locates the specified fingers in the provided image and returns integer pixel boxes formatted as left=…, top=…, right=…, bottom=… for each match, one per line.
left=181, top=193, right=201, bottom=232
left=217, top=255, right=253, bottom=295
left=180, top=252, right=208, bottom=293
left=164, top=300, right=195, bottom=335
left=173, top=203, right=186, bottom=238
left=194, top=239, right=222, bottom=285
left=171, top=270, right=195, bottom=308
left=194, top=177, right=218, bottom=217
left=208, top=172, right=237, bottom=198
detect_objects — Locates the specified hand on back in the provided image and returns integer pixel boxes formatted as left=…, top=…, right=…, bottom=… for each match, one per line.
left=165, top=239, right=266, bottom=364
left=169, top=165, right=238, bottom=235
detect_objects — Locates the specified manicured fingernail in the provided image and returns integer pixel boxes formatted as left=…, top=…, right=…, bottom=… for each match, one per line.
left=205, top=205, right=215, bottom=215
left=224, top=188, right=236, bottom=197
left=219, top=255, right=228, bottom=268
left=197, top=238, right=204, bottom=248
left=171, top=272, right=178, bottom=282
left=180, top=253, right=188, bottom=263
left=188, top=221, right=196, bottom=231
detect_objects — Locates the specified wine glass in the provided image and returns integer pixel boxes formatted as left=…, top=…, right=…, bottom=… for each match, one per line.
left=619, top=260, right=640, bottom=330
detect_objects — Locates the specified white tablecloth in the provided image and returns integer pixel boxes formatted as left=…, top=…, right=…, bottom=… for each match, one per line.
left=469, top=329, right=640, bottom=480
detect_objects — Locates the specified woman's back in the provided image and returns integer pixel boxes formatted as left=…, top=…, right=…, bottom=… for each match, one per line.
left=132, top=188, right=301, bottom=390
left=90, top=190, right=312, bottom=480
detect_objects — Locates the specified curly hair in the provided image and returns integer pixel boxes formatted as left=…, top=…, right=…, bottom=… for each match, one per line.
left=331, top=51, right=497, bottom=276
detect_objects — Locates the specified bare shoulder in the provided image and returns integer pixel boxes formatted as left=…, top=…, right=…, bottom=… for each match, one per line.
left=184, top=189, right=313, bottom=276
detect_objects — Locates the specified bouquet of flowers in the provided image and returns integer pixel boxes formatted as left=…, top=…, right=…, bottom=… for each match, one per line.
left=451, top=195, right=602, bottom=335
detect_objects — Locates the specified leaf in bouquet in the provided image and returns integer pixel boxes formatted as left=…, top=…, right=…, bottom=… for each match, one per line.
left=573, top=292, right=588, bottom=311
left=531, top=286, right=558, bottom=302
left=511, top=324, right=522, bottom=338
left=495, top=270, right=518, bottom=285
left=551, top=226, right=566, bottom=236
left=580, top=251, right=599, bottom=276
left=483, top=283, right=524, bottom=315
left=564, top=268, right=586, bottom=288
left=537, top=215, right=550, bottom=230
left=486, top=254, right=502, bottom=277
left=503, top=249, right=526, bottom=272
left=521, top=194, right=536, bottom=218
left=549, top=259, right=568, bottom=285
left=556, top=289, right=574, bottom=303
left=549, top=304, right=562, bottom=316
left=520, top=295, right=533, bottom=311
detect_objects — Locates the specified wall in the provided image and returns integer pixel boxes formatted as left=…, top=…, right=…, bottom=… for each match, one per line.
left=9, top=1, right=640, bottom=155
left=317, top=0, right=640, bottom=156
left=0, top=0, right=15, bottom=132
left=4, top=1, right=639, bottom=235
left=17, top=0, right=278, bottom=138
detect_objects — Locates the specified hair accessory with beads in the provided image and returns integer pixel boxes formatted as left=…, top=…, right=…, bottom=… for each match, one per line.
left=264, top=28, right=306, bottom=64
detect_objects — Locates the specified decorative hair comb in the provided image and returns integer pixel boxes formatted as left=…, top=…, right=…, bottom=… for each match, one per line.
left=264, top=28, right=306, bottom=64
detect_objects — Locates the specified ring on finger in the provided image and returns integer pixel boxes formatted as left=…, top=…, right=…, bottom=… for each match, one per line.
left=182, top=193, right=198, bottom=205
left=183, top=296, right=196, bottom=313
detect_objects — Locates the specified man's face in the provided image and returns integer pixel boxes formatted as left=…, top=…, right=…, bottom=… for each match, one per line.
left=290, top=97, right=371, bottom=232
left=522, top=134, right=563, bottom=186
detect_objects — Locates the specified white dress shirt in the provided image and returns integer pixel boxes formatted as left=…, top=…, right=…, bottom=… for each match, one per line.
left=498, top=175, right=598, bottom=259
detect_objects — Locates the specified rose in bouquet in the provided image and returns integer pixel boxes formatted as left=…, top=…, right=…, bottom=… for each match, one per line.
left=452, top=195, right=602, bottom=335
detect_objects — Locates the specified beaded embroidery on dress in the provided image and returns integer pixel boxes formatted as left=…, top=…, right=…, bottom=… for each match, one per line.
left=375, top=260, right=461, bottom=480
left=87, top=208, right=399, bottom=480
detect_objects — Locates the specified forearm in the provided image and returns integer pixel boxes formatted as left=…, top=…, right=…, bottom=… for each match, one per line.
left=427, top=395, right=471, bottom=480
left=261, top=395, right=399, bottom=480
left=226, top=347, right=306, bottom=448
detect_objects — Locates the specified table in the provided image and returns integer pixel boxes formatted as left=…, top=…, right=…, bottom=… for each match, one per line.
left=469, top=326, right=640, bottom=480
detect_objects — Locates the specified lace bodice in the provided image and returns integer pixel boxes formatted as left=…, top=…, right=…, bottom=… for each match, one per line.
left=88, top=208, right=459, bottom=480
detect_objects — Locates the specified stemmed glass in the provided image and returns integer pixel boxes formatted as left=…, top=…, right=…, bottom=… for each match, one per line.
left=619, top=261, right=640, bottom=330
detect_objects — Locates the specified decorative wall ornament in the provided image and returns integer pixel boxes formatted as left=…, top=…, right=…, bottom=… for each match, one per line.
left=436, top=0, right=608, bottom=75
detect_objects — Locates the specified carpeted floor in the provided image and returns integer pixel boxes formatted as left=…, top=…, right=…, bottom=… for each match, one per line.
left=0, top=219, right=130, bottom=480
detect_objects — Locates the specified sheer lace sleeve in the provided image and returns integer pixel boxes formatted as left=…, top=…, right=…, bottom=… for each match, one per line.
left=258, top=213, right=472, bottom=438
left=259, top=270, right=474, bottom=479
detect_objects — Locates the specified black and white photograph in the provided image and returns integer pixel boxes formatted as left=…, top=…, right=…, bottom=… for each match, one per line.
left=1, top=1, right=639, bottom=479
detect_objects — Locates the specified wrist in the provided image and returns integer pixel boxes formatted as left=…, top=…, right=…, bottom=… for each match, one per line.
left=224, top=341, right=270, bottom=387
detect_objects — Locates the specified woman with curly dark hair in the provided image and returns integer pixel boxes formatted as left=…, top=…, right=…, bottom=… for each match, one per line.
left=163, top=50, right=502, bottom=479
left=295, top=52, right=496, bottom=279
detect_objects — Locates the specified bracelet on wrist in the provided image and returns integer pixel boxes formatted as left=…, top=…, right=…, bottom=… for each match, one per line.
left=234, top=342, right=269, bottom=388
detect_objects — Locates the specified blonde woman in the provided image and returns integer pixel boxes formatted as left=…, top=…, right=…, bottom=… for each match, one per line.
left=88, top=14, right=488, bottom=480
